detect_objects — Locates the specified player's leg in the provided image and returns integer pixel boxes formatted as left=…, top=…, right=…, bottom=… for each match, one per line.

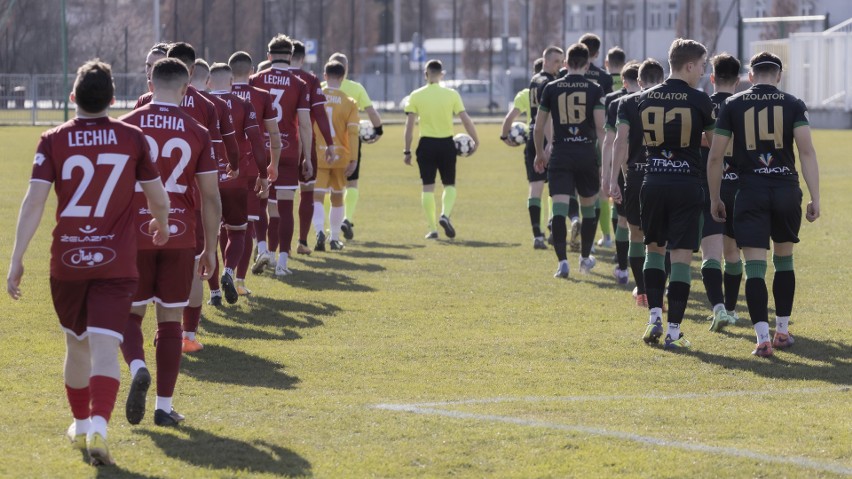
left=206, top=224, right=223, bottom=306
left=220, top=188, right=248, bottom=304
left=548, top=157, right=572, bottom=278
left=575, top=151, right=600, bottom=273
left=416, top=139, right=439, bottom=238
left=437, top=141, right=458, bottom=239
left=298, top=147, right=319, bottom=253
left=275, top=187, right=297, bottom=275
left=235, top=222, right=254, bottom=296
left=63, top=332, right=91, bottom=449
left=328, top=168, right=348, bottom=250
left=528, top=181, right=547, bottom=249
left=597, top=193, right=612, bottom=247
left=639, top=183, right=669, bottom=344
left=625, top=170, right=647, bottom=306
left=182, top=256, right=204, bottom=351
left=312, top=186, right=328, bottom=252
left=121, top=251, right=155, bottom=425
left=153, top=306, right=185, bottom=427
left=721, top=183, right=742, bottom=319
left=735, top=186, right=774, bottom=356
left=769, top=184, right=803, bottom=349
left=342, top=138, right=363, bottom=239
left=85, top=278, right=138, bottom=465
left=702, top=233, right=730, bottom=331
left=613, top=213, right=630, bottom=284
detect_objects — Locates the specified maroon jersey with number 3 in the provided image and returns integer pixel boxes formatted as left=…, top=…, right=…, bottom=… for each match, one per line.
left=31, top=116, right=160, bottom=281
left=249, top=65, right=310, bottom=160
left=232, top=82, right=276, bottom=177
left=120, top=102, right=219, bottom=250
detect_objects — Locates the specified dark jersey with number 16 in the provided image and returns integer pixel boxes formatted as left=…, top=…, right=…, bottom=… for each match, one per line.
left=714, top=84, right=808, bottom=186
left=638, top=78, right=714, bottom=181
left=528, top=71, right=555, bottom=128
left=538, top=73, right=605, bottom=147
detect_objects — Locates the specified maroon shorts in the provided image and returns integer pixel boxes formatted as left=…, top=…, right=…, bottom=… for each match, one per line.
left=273, top=156, right=300, bottom=190
left=220, top=187, right=248, bottom=227
left=132, top=248, right=195, bottom=307
left=50, top=277, right=138, bottom=341
left=299, top=146, right=319, bottom=184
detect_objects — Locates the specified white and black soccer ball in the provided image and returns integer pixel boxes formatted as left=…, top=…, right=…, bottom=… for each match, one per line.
left=453, top=133, right=476, bottom=157
left=359, top=120, right=377, bottom=142
left=508, top=121, right=528, bottom=146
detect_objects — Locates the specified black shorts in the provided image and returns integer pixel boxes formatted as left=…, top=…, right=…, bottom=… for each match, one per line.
left=346, top=137, right=362, bottom=182
left=416, top=137, right=457, bottom=185
left=614, top=172, right=626, bottom=217
left=524, top=137, right=547, bottom=182
left=720, top=180, right=738, bottom=238
left=640, top=177, right=703, bottom=251
left=734, top=181, right=802, bottom=249
left=547, top=143, right=599, bottom=198
left=701, top=183, right=725, bottom=238
left=624, top=168, right=645, bottom=227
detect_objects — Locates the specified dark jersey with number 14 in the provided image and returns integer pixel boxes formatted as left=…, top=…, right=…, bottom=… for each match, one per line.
left=528, top=71, right=555, bottom=128
left=714, top=84, right=808, bottom=186
left=538, top=73, right=605, bottom=148
left=638, top=78, right=714, bottom=181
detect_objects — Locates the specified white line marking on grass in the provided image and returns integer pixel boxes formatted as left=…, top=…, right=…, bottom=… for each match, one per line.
left=373, top=386, right=852, bottom=476
left=381, top=385, right=849, bottom=409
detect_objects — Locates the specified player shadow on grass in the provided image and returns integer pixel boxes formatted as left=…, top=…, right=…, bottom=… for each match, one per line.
left=436, top=239, right=521, bottom=248
left=279, top=268, right=376, bottom=292
left=136, top=425, right=311, bottom=477
left=339, top=249, right=415, bottom=261
left=95, top=465, right=164, bottom=479
left=682, top=331, right=852, bottom=386
left=358, top=241, right=425, bottom=250
left=180, top=344, right=300, bottom=389
left=200, top=298, right=335, bottom=342
left=298, top=254, right=387, bottom=273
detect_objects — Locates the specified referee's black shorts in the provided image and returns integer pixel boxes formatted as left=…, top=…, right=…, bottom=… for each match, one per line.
left=416, top=137, right=457, bottom=185
left=346, top=137, right=363, bottom=181
left=524, top=137, right=548, bottom=183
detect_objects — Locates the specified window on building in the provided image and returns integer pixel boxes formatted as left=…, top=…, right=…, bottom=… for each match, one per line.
left=624, top=5, right=636, bottom=30
left=666, top=2, right=678, bottom=28
left=607, top=7, right=620, bottom=30
left=649, top=4, right=662, bottom=30
left=584, top=5, right=596, bottom=30
left=800, top=1, right=815, bottom=16
left=755, top=0, right=768, bottom=17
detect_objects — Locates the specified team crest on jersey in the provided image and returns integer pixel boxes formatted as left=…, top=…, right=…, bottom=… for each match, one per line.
left=661, top=150, right=674, bottom=159
left=568, top=127, right=579, bottom=136
left=758, top=152, right=774, bottom=167
left=79, top=225, right=97, bottom=234
left=61, top=247, right=116, bottom=268
left=33, top=153, right=45, bottom=166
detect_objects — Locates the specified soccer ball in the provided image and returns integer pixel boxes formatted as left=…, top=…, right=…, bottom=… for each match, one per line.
left=508, top=121, right=528, bottom=146
left=453, top=133, right=476, bottom=157
left=359, top=120, right=377, bottom=142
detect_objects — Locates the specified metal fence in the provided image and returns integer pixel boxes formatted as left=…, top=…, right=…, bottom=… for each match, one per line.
left=0, top=73, right=148, bottom=125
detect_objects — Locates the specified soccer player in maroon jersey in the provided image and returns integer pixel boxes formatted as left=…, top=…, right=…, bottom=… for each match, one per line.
left=290, top=40, right=334, bottom=254
left=144, top=43, right=170, bottom=81
left=190, top=58, right=242, bottom=305
left=208, top=63, right=269, bottom=299
left=119, top=58, right=222, bottom=427
left=7, top=60, right=170, bottom=465
left=250, top=34, right=315, bottom=276
left=229, top=51, right=281, bottom=282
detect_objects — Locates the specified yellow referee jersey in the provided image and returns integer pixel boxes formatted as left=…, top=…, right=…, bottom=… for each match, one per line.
left=404, top=83, right=465, bottom=139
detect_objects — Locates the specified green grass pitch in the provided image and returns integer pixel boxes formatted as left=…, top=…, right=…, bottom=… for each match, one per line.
left=0, top=122, right=849, bottom=478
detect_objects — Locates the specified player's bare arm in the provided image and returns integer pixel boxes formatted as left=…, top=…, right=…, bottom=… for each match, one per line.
left=403, top=113, right=416, bottom=166
left=532, top=109, right=550, bottom=173
left=297, top=109, right=314, bottom=177
left=6, top=181, right=50, bottom=299
left=458, top=111, right=479, bottom=155
left=195, top=172, right=222, bottom=279
left=610, top=124, right=630, bottom=203
left=794, top=125, right=820, bottom=222
left=706, top=134, right=730, bottom=223
left=139, top=179, right=171, bottom=246
left=264, top=119, right=281, bottom=181
left=500, top=108, right=522, bottom=146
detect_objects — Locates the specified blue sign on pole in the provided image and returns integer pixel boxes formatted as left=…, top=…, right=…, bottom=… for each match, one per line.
left=305, top=39, right=318, bottom=64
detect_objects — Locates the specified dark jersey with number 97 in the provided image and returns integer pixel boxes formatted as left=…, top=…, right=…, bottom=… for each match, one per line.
left=638, top=78, right=714, bottom=180
left=538, top=74, right=605, bottom=146
left=714, top=84, right=808, bottom=186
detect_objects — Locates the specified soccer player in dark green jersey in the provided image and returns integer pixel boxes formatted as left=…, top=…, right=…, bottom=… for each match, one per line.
left=534, top=43, right=605, bottom=278
left=601, top=61, right=638, bottom=285
left=708, top=52, right=820, bottom=357
left=500, top=58, right=552, bottom=249
left=610, top=59, right=665, bottom=308
left=701, top=53, right=742, bottom=332
left=637, top=39, right=715, bottom=350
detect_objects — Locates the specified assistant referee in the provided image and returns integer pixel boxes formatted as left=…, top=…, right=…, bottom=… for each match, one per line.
left=403, top=59, right=479, bottom=239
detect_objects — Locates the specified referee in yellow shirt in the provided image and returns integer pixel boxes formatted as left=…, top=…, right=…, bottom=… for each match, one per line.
left=404, top=59, right=479, bottom=239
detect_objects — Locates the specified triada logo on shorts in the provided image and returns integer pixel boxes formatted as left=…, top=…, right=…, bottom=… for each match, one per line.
left=758, top=152, right=774, bottom=167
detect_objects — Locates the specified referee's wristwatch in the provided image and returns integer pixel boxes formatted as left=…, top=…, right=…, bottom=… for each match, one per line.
left=500, top=135, right=508, bottom=140
left=403, top=150, right=411, bottom=155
